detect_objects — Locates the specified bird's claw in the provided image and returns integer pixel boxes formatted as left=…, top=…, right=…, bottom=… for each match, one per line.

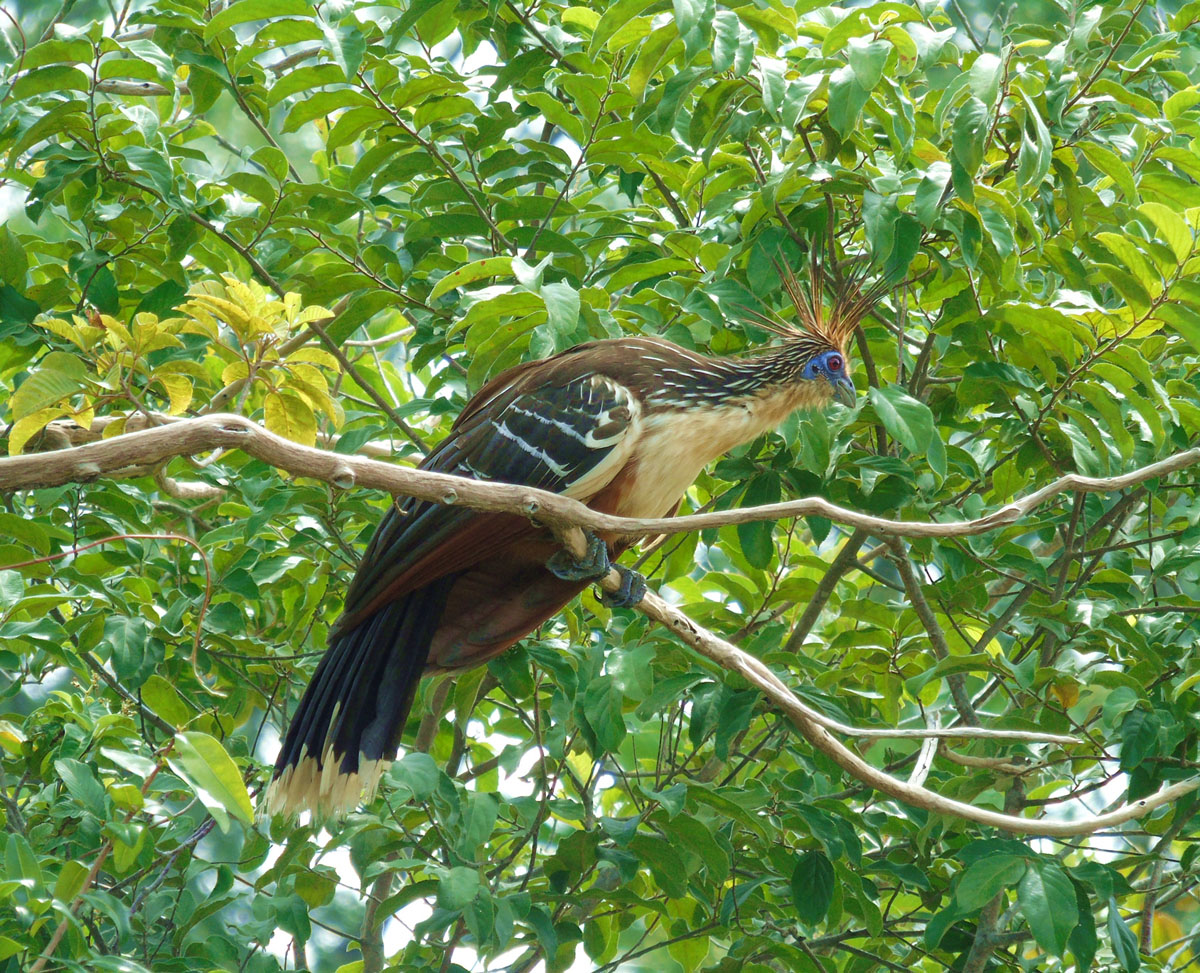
left=546, top=532, right=611, bottom=581
left=546, top=534, right=646, bottom=608
left=600, top=566, right=647, bottom=609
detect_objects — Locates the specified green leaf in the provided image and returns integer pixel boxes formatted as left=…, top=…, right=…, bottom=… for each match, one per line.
left=711, top=9, right=742, bottom=73
left=104, top=614, right=155, bottom=687
left=456, top=792, right=499, bottom=858
left=1157, top=302, right=1200, bottom=354
left=951, top=96, right=989, bottom=175
left=141, top=674, right=191, bottom=726
left=205, top=0, right=315, bottom=41
left=1069, top=881, right=1098, bottom=973
left=915, top=162, right=951, bottom=227
left=1094, top=233, right=1160, bottom=297
left=737, top=473, right=781, bottom=569
left=120, top=146, right=176, bottom=200
left=540, top=281, right=580, bottom=343
left=320, top=17, right=366, bottom=79
left=868, top=385, right=935, bottom=453
left=827, top=65, right=870, bottom=137
left=1107, top=897, right=1141, bottom=971
left=978, top=198, right=1015, bottom=257
left=864, top=190, right=900, bottom=262
left=283, top=88, right=375, bottom=132
left=0, top=226, right=27, bottom=286
left=12, top=65, right=91, bottom=98
left=6, top=833, right=43, bottom=886
left=629, top=834, right=688, bottom=898
left=22, top=38, right=93, bottom=70
left=1164, top=88, right=1200, bottom=121
left=430, top=257, right=515, bottom=299
left=0, top=282, right=39, bottom=327
left=389, top=0, right=444, bottom=38
left=847, top=37, right=890, bottom=90
left=10, top=351, right=89, bottom=420
left=956, top=855, right=1026, bottom=910
left=674, top=0, right=715, bottom=60
left=1017, top=861, right=1078, bottom=958
left=967, top=52, right=1003, bottom=104
left=169, top=731, right=254, bottom=832
left=437, top=866, right=480, bottom=910
left=55, top=758, right=108, bottom=814
left=274, top=891, right=312, bottom=944
left=0, top=571, right=22, bottom=611
left=1138, top=202, right=1193, bottom=263
left=580, top=675, right=626, bottom=752
left=589, top=0, right=657, bottom=56
left=1016, top=89, right=1052, bottom=192
left=790, top=850, right=834, bottom=924
left=1119, top=708, right=1160, bottom=771
left=1079, top=143, right=1138, bottom=203
left=390, top=752, right=441, bottom=802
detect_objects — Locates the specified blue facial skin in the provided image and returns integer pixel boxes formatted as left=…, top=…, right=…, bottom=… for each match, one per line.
left=804, top=349, right=856, bottom=406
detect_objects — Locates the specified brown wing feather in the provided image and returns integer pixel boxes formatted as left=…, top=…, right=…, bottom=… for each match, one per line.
left=335, top=512, right=535, bottom=633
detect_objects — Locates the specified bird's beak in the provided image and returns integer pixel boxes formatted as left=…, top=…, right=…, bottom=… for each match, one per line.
left=832, top=374, right=856, bottom=407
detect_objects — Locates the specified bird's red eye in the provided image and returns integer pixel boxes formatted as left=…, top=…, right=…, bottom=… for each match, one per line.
left=827, top=354, right=843, bottom=371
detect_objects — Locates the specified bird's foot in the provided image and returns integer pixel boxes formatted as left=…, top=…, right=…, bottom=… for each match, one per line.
left=546, top=532, right=611, bottom=581
left=601, top=565, right=647, bottom=609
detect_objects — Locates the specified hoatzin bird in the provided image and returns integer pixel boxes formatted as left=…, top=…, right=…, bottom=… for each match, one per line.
left=265, top=261, right=877, bottom=817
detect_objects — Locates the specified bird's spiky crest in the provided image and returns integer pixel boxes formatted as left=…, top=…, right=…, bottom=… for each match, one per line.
left=745, top=251, right=889, bottom=351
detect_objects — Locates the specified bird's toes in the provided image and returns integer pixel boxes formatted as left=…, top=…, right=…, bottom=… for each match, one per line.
left=546, top=532, right=611, bottom=581
left=601, top=566, right=647, bottom=608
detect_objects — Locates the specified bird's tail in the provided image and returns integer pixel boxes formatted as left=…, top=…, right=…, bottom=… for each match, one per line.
left=262, top=577, right=455, bottom=818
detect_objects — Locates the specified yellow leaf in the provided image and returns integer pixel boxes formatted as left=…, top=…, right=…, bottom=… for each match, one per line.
left=264, top=390, right=317, bottom=446
left=286, top=347, right=340, bottom=371
left=187, top=295, right=257, bottom=340
left=0, top=720, right=27, bottom=755
left=100, top=315, right=133, bottom=349
left=142, top=332, right=185, bottom=353
left=156, top=373, right=193, bottom=415
left=8, top=407, right=68, bottom=455
left=39, top=317, right=86, bottom=350
left=179, top=307, right=220, bottom=340
left=220, top=360, right=249, bottom=386
left=1050, top=678, right=1080, bottom=709
left=284, top=362, right=339, bottom=424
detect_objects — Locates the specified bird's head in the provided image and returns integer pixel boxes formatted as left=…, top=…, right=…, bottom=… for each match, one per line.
left=741, top=252, right=885, bottom=409
left=801, top=347, right=856, bottom=407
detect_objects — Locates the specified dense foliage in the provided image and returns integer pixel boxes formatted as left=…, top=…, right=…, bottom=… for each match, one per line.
left=4, top=0, right=1200, bottom=970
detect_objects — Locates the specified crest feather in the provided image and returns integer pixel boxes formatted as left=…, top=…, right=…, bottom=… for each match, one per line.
left=745, top=251, right=889, bottom=351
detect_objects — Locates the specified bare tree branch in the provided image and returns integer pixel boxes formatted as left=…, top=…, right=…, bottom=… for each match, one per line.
left=5, top=414, right=1194, bottom=833
left=4, top=414, right=1198, bottom=542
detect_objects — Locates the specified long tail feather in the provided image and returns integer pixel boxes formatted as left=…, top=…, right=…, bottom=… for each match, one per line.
left=263, top=576, right=456, bottom=818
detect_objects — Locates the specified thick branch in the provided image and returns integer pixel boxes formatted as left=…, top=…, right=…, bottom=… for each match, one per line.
left=4, top=414, right=1198, bottom=543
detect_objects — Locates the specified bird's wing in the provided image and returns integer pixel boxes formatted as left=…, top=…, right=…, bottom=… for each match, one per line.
left=336, top=365, right=641, bottom=629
